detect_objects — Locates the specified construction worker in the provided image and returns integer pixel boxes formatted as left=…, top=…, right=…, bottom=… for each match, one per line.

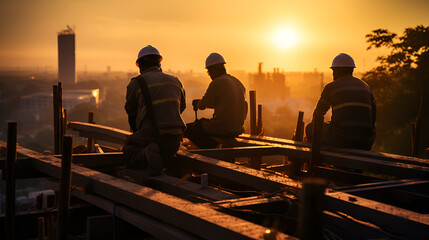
left=184, top=53, right=247, bottom=148
left=306, top=53, right=376, bottom=150
left=123, top=45, right=186, bottom=175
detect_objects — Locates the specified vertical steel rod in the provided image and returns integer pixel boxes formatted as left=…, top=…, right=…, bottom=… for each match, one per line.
left=38, top=217, right=45, bottom=240
left=249, top=91, right=257, bottom=135
left=309, top=114, right=323, bottom=176
left=53, top=85, right=59, bottom=154
left=294, top=111, right=305, bottom=141
left=5, top=122, right=17, bottom=240
left=87, top=111, right=94, bottom=152
left=58, top=82, right=63, bottom=153
left=257, top=104, right=263, bottom=135
left=299, top=178, right=327, bottom=240
left=57, top=135, right=73, bottom=240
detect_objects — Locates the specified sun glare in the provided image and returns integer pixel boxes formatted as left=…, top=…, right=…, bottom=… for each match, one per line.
left=272, top=27, right=298, bottom=49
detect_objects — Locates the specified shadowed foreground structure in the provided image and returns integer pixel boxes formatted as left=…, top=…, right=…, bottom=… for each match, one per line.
left=1, top=120, right=429, bottom=239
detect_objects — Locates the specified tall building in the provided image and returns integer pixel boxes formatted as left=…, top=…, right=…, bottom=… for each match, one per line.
left=58, top=26, right=76, bottom=84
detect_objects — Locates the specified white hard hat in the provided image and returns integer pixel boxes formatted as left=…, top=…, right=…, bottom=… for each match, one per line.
left=205, top=53, right=226, bottom=68
left=331, top=53, right=356, bottom=68
left=136, top=45, right=162, bottom=63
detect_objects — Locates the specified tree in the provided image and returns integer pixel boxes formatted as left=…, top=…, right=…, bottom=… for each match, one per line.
left=363, top=25, right=429, bottom=156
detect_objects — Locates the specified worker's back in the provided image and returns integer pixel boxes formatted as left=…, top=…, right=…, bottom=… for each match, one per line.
left=125, top=66, right=186, bottom=132
left=200, top=74, right=247, bottom=136
left=320, top=75, right=376, bottom=149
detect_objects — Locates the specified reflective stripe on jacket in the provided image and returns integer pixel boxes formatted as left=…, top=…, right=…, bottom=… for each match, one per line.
left=314, top=75, right=376, bottom=141
left=125, top=66, right=186, bottom=133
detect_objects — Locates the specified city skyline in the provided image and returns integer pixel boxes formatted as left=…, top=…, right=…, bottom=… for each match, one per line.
left=1, top=0, right=428, bottom=74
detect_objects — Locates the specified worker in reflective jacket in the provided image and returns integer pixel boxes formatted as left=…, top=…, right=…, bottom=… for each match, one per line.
left=123, top=45, right=186, bottom=175
left=306, top=53, right=376, bottom=150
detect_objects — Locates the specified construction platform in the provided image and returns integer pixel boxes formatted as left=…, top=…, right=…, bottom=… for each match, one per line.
left=1, top=120, right=429, bottom=239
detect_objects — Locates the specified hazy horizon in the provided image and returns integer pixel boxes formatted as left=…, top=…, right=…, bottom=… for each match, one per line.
left=1, top=0, right=428, bottom=74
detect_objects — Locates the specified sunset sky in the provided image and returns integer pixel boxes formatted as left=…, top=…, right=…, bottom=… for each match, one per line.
left=0, top=0, right=428, bottom=73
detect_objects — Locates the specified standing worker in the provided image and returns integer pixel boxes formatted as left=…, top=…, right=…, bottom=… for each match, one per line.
left=306, top=53, right=376, bottom=150
left=123, top=45, right=186, bottom=175
left=184, top=53, right=248, bottom=148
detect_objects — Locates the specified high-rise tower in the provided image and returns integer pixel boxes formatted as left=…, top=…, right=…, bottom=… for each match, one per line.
left=58, top=26, right=76, bottom=84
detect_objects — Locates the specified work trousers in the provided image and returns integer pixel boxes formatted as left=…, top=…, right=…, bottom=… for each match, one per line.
left=184, top=118, right=239, bottom=149
left=122, top=127, right=181, bottom=170
left=305, top=122, right=374, bottom=151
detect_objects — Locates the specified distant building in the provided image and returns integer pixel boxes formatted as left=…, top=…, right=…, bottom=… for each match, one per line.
left=58, top=26, right=76, bottom=84
left=20, top=89, right=99, bottom=111
left=248, top=63, right=290, bottom=101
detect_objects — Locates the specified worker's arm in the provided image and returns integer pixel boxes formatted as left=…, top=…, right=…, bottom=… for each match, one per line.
left=128, top=116, right=137, bottom=132
left=179, top=80, right=186, bottom=113
left=198, top=79, right=218, bottom=110
left=125, top=80, right=138, bottom=132
left=312, top=87, right=330, bottom=119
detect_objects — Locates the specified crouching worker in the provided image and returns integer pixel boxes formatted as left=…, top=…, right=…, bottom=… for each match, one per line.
left=184, top=53, right=247, bottom=148
left=123, top=45, right=186, bottom=176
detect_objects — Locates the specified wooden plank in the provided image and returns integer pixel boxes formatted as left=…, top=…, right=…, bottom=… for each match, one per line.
left=66, top=122, right=429, bottom=170
left=177, top=150, right=429, bottom=237
left=56, top=152, right=124, bottom=168
left=43, top=179, right=199, bottom=240
left=10, top=142, right=295, bottom=240
left=326, top=192, right=429, bottom=239
left=123, top=168, right=238, bottom=202
left=68, top=122, right=130, bottom=144
left=237, top=139, right=429, bottom=179
left=313, top=166, right=381, bottom=185
left=190, top=145, right=309, bottom=161
left=206, top=195, right=295, bottom=209
left=48, top=122, right=429, bottom=238
left=238, top=134, right=429, bottom=167
left=334, top=179, right=429, bottom=193
left=177, top=149, right=302, bottom=193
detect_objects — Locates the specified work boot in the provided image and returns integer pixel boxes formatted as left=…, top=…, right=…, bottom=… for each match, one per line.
left=144, top=143, right=163, bottom=176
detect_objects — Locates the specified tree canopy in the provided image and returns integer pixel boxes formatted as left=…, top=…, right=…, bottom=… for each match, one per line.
left=363, top=25, right=429, bottom=156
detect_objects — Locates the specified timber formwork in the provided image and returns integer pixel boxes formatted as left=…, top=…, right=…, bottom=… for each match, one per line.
left=2, top=121, right=429, bottom=239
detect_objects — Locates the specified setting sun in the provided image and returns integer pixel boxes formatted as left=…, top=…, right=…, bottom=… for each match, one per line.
left=272, top=27, right=298, bottom=49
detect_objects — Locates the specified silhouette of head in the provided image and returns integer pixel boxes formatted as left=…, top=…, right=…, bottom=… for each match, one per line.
left=332, top=67, right=354, bottom=80
left=207, top=63, right=227, bottom=80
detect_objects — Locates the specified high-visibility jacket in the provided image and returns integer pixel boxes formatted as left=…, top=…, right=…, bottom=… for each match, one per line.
left=314, top=74, right=376, bottom=144
left=198, top=74, right=247, bottom=136
left=125, top=66, right=186, bottom=134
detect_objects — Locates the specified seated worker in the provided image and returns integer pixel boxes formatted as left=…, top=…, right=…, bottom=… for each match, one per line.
left=184, top=53, right=248, bottom=148
left=123, top=45, right=186, bottom=175
left=306, top=53, right=376, bottom=150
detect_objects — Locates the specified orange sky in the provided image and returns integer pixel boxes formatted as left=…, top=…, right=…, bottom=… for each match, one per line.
left=0, top=0, right=428, bottom=73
